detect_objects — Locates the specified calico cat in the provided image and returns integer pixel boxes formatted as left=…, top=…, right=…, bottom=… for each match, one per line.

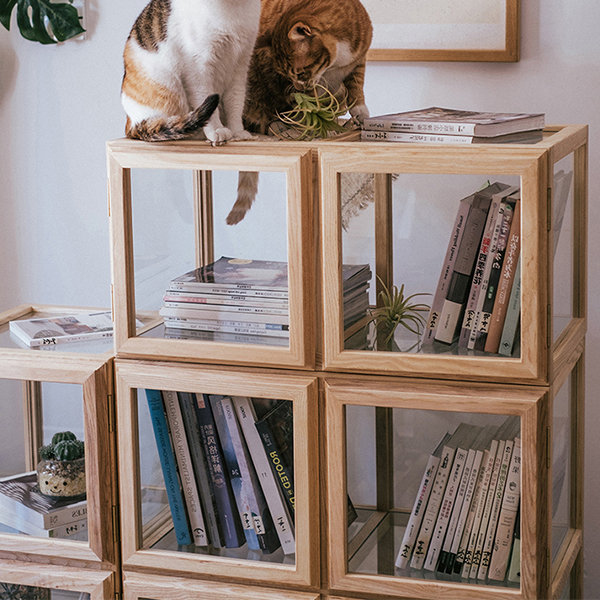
left=121, top=0, right=261, bottom=143
left=226, top=0, right=372, bottom=224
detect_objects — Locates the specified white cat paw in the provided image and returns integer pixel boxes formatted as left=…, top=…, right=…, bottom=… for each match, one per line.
left=205, top=126, right=233, bottom=146
left=350, top=104, right=370, bottom=124
left=231, top=129, right=255, bottom=141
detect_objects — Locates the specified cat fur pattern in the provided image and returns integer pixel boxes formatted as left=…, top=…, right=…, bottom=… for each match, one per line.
left=122, top=0, right=261, bottom=144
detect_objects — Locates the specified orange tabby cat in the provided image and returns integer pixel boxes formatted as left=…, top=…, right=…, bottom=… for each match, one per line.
left=226, top=0, right=372, bottom=224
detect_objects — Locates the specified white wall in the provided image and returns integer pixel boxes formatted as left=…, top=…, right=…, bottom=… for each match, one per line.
left=0, top=0, right=598, bottom=596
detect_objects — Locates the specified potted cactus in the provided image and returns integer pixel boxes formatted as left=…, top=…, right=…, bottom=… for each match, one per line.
left=36, top=431, right=85, bottom=499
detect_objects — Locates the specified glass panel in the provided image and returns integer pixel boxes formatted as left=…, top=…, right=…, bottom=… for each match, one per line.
left=552, top=153, right=575, bottom=341
left=346, top=406, right=521, bottom=587
left=0, top=381, right=88, bottom=542
left=341, top=173, right=522, bottom=358
left=131, top=168, right=290, bottom=348
left=0, top=584, right=89, bottom=599
left=137, top=388, right=295, bottom=565
left=552, top=375, right=572, bottom=560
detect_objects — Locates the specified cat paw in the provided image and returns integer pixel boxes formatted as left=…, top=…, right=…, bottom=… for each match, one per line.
left=231, top=129, right=255, bottom=141
left=350, top=104, right=370, bottom=124
left=205, top=126, right=233, bottom=146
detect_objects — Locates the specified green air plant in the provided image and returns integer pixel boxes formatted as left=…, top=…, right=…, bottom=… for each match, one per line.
left=368, top=276, right=430, bottom=350
left=0, top=0, right=85, bottom=45
left=275, top=84, right=352, bottom=140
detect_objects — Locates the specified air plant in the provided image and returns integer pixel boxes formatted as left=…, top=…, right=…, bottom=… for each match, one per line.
left=274, top=84, right=352, bottom=140
left=368, top=276, right=430, bottom=350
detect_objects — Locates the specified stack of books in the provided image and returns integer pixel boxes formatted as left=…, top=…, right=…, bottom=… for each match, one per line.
left=0, top=471, right=87, bottom=539
left=161, top=257, right=371, bottom=342
left=395, top=417, right=521, bottom=584
left=361, top=107, right=545, bottom=145
left=145, top=389, right=359, bottom=554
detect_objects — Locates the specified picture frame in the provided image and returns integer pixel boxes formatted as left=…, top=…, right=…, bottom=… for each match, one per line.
left=364, top=0, right=520, bottom=62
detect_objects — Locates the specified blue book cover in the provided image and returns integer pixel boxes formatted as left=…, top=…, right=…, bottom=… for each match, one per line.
left=193, top=393, right=245, bottom=548
left=144, top=389, right=192, bottom=546
left=209, top=394, right=260, bottom=551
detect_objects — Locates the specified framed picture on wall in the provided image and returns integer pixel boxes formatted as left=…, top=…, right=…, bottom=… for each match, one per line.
left=364, top=0, right=519, bottom=62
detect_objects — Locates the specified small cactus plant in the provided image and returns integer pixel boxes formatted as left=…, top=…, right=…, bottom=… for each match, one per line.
left=37, top=431, right=86, bottom=498
left=39, top=431, right=84, bottom=462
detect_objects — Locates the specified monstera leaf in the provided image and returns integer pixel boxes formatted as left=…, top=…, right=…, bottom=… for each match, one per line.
left=0, top=0, right=85, bottom=44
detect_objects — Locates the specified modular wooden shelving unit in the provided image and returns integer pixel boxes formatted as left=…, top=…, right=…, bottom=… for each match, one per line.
left=106, top=125, right=586, bottom=600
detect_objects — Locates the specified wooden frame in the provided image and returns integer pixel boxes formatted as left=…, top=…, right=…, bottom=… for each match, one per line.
left=365, top=0, right=519, bottom=62
left=0, top=559, right=115, bottom=599
left=324, top=376, right=549, bottom=599
left=0, top=326, right=117, bottom=570
left=319, top=125, right=588, bottom=386
left=123, top=570, right=320, bottom=600
left=115, top=358, right=320, bottom=589
left=107, top=139, right=315, bottom=370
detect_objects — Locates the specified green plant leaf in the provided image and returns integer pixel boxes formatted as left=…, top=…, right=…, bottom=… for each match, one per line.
left=13, top=0, right=84, bottom=44
left=0, top=0, right=17, bottom=30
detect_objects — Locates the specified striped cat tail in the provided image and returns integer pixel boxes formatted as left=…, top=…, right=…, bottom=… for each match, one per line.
left=227, top=171, right=260, bottom=224
left=126, top=94, right=220, bottom=142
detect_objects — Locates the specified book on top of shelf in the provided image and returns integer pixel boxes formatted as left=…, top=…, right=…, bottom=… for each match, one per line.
left=361, top=129, right=544, bottom=145
left=9, top=311, right=114, bottom=348
left=0, top=471, right=87, bottom=532
left=363, top=107, right=545, bottom=137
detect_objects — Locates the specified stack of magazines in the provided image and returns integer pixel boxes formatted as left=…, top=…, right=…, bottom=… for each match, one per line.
left=160, top=257, right=371, bottom=342
left=361, top=107, right=545, bottom=145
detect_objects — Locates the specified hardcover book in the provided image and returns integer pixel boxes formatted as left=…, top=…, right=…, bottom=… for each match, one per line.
left=363, top=107, right=545, bottom=137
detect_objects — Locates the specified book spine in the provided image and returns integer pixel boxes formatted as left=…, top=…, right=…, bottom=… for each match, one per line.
left=47, top=518, right=88, bottom=539
left=169, top=282, right=288, bottom=299
left=233, top=396, right=295, bottom=555
left=220, top=396, right=281, bottom=554
left=162, top=390, right=208, bottom=547
left=435, top=197, right=491, bottom=344
left=164, top=291, right=289, bottom=308
left=208, top=395, right=260, bottom=551
left=395, top=453, right=441, bottom=568
left=424, top=446, right=469, bottom=571
left=506, top=506, right=521, bottom=583
left=484, top=201, right=521, bottom=354
left=498, top=259, right=522, bottom=357
left=422, top=198, right=471, bottom=344
left=25, top=330, right=113, bottom=348
left=177, top=392, right=223, bottom=548
left=160, top=307, right=289, bottom=325
left=163, top=301, right=289, bottom=316
left=361, top=130, right=475, bottom=144
left=477, top=439, right=514, bottom=579
left=488, top=439, right=521, bottom=581
left=461, top=442, right=498, bottom=577
left=473, top=198, right=517, bottom=351
left=163, top=319, right=289, bottom=338
left=438, top=448, right=476, bottom=573
left=144, top=389, right=192, bottom=546
left=458, top=194, right=502, bottom=347
left=410, top=445, right=455, bottom=569
left=469, top=440, right=506, bottom=578
left=193, top=394, right=245, bottom=548
left=363, top=119, right=477, bottom=135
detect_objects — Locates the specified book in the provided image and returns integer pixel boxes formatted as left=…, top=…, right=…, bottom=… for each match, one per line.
left=177, top=391, right=223, bottom=548
left=219, top=395, right=281, bottom=554
left=361, top=129, right=544, bottom=145
left=144, top=390, right=192, bottom=546
left=163, top=327, right=290, bottom=347
left=163, top=290, right=289, bottom=310
left=435, top=183, right=509, bottom=344
left=363, top=107, right=545, bottom=137
left=488, top=438, right=521, bottom=581
left=9, top=311, right=115, bottom=347
left=472, top=194, right=518, bottom=351
left=209, top=394, right=260, bottom=551
left=159, top=306, right=289, bottom=326
left=162, top=318, right=289, bottom=338
left=395, top=433, right=450, bottom=569
left=232, top=396, right=295, bottom=555
left=485, top=198, right=521, bottom=354
left=498, top=259, right=522, bottom=357
left=0, top=471, right=87, bottom=532
left=254, top=400, right=295, bottom=522
left=193, top=394, right=245, bottom=548
left=163, top=299, right=289, bottom=317
left=0, top=513, right=87, bottom=539
left=506, top=505, right=521, bottom=583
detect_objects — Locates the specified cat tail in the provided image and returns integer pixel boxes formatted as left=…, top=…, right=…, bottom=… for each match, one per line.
left=126, top=94, right=220, bottom=142
left=226, top=171, right=259, bottom=225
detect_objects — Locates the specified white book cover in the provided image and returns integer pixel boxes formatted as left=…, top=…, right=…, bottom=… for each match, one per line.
left=488, top=438, right=522, bottom=581
left=159, top=306, right=289, bottom=325
left=162, top=390, right=208, bottom=546
left=232, top=396, right=295, bottom=554
left=478, top=438, right=515, bottom=579
left=395, top=433, right=450, bottom=569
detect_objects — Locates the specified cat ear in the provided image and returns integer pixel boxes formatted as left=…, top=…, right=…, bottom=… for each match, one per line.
left=288, top=22, right=312, bottom=41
